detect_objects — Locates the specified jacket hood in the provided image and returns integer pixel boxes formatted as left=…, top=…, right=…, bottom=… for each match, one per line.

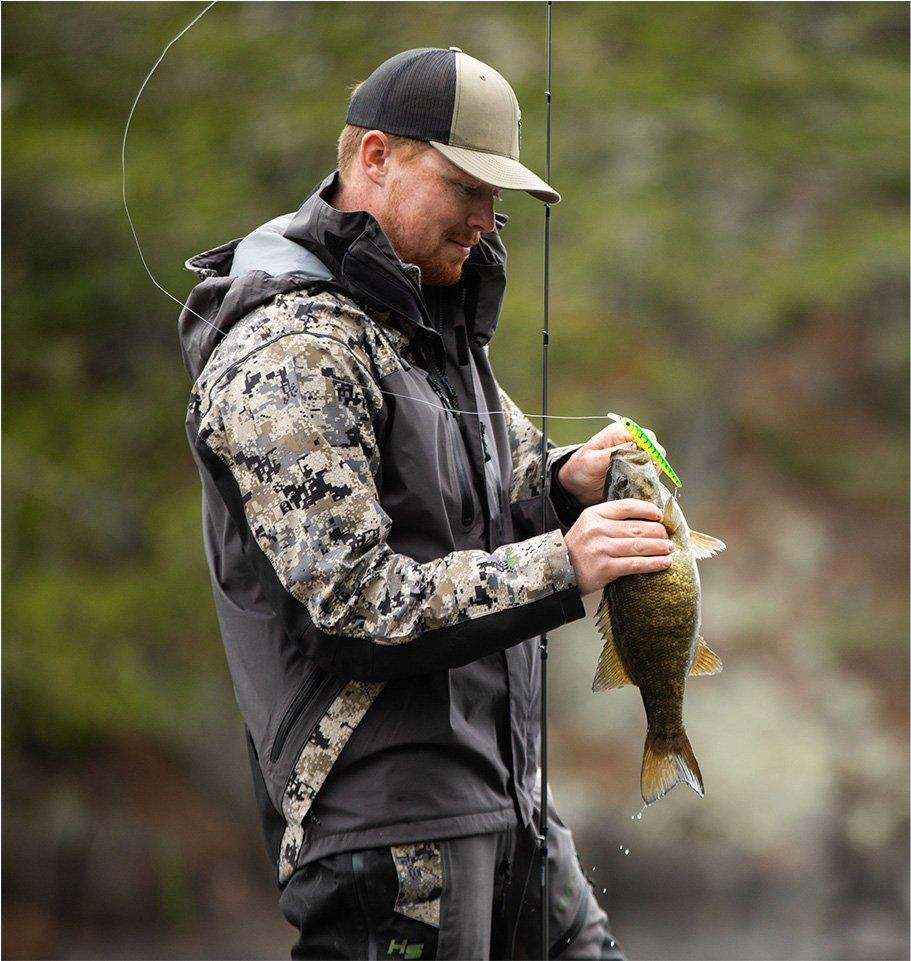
left=178, top=170, right=508, bottom=380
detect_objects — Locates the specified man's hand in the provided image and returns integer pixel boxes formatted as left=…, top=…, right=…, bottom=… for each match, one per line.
left=557, top=422, right=665, bottom=508
left=564, top=499, right=673, bottom=595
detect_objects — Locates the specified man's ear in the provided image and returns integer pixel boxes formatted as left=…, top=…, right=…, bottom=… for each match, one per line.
left=359, top=130, right=392, bottom=189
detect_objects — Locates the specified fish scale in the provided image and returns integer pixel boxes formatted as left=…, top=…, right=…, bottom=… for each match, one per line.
left=592, top=447, right=726, bottom=805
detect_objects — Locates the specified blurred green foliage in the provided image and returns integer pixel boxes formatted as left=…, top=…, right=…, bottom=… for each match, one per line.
left=2, top=2, right=908, bottom=751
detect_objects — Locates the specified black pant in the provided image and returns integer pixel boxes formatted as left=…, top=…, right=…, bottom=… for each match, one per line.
left=279, top=787, right=626, bottom=960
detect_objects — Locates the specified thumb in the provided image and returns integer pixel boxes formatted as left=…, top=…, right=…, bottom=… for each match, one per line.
left=592, top=441, right=637, bottom=465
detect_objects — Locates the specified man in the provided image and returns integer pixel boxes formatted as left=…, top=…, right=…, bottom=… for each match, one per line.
left=179, top=48, right=672, bottom=960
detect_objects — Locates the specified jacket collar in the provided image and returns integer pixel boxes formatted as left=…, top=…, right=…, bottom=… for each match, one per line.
left=283, top=171, right=508, bottom=346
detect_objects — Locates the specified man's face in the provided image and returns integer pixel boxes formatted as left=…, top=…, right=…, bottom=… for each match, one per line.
left=379, top=148, right=501, bottom=287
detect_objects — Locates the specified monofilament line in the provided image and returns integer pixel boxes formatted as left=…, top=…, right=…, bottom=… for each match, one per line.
left=122, top=2, right=611, bottom=427
left=121, top=1, right=218, bottom=322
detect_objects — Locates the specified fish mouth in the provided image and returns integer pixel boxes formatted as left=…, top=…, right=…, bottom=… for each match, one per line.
left=605, top=448, right=660, bottom=501
left=614, top=448, right=651, bottom=465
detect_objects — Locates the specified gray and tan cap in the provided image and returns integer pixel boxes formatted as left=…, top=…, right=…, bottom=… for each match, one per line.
left=346, top=47, right=560, bottom=204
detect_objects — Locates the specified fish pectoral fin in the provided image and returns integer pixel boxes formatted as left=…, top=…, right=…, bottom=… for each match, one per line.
left=661, top=493, right=680, bottom=536
left=689, top=636, right=723, bottom=676
left=689, top=529, right=726, bottom=559
left=592, top=598, right=634, bottom=691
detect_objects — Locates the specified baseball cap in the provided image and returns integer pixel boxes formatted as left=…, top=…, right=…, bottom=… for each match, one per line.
left=346, top=47, right=560, bottom=204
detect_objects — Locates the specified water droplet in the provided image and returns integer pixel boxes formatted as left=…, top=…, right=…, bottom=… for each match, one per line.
left=623, top=847, right=630, bottom=856
left=602, top=887, right=607, bottom=894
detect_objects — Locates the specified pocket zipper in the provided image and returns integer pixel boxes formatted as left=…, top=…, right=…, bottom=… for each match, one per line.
left=270, top=669, right=328, bottom=763
left=426, top=373, right=476, bottom=527
left=448, top=418, right=476, bottom=527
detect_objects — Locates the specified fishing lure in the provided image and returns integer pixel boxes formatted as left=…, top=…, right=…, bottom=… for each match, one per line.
left=608, top=413, right=683, bottom=489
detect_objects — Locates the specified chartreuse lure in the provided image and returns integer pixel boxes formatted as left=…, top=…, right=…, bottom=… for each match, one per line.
left=608, top=413, right=682, bottom=489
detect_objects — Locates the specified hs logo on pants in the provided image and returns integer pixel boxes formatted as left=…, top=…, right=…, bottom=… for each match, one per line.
left=387, top=938, right=424, bottom=959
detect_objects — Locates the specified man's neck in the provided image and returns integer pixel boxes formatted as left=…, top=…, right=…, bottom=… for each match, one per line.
left=329, top=177, right=367, bottom=214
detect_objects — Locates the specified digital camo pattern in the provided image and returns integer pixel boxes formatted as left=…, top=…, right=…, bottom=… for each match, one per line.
left=391, top=842, right=443, bottom=928
left=192, top=294, right=578, bottom=648
left=497, top=386, right=548, bottom=501
left=279, top=679, right=385, bottom=883
left=496, top=386, right=582, bottom=505
left=190, top=288, right=407, bottom=422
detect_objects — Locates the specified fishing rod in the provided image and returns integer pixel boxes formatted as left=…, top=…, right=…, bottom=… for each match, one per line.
left=538, top=2, right=554, bottom=957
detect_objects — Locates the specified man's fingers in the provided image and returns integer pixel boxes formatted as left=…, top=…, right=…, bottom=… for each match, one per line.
left=586, top=424, right=665, bottom=459
left=590, top=442, right=637, bottom=465
left=611, top=520, right=670, bottom=540
left=588, top=498, right=664, bottom=522
left=611, top=554, right=675, bottom=576
left=602, top=536, right=674, bottom=557
left=588, top=423, right=633, bottom=449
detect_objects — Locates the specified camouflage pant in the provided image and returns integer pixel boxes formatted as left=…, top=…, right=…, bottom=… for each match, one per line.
left=279, top=790, right=625, bottom=960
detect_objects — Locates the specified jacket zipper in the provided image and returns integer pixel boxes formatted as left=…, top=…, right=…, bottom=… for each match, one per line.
left=423, top=369, right=476, bottom=528
left=450, top=421, right=476, bottom=527
left=270, top=668, right=328, bottom=763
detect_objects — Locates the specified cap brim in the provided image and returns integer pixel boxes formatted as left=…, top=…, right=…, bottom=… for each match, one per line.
left=429, top=141, right=560, bottom=204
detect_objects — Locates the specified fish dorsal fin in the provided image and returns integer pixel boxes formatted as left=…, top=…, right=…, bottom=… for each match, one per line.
left=689, top=636, right=723, bottom=676
left=661, top=494, right=680, bottom=536
left=689, top=530, right=726, bottom=559
left=592, top=598, right=635, bottom=691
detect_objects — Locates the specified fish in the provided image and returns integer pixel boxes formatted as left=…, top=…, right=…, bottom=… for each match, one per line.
left=592, top=447, right=726, bottom=805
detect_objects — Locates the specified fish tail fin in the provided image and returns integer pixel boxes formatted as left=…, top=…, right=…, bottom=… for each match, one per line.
left=641, top=729, right=705, bottom=804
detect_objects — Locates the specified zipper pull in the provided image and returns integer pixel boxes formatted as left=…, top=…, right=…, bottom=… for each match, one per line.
left=426, top=373, right=456, bottom=417
left=438, top=372, right=461, bottom=419
left=480, top=421, right=492, bottom=462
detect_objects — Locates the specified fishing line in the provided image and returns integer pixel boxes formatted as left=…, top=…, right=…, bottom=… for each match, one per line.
left=122, top=0, right=219, bottom=322
left=121, top=3, right=617, bottom=428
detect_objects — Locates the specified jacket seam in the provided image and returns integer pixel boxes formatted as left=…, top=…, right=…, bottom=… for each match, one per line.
left=307, top=804, right=515, bottom=846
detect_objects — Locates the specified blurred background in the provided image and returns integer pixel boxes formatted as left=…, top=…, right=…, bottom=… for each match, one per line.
left=3, top=3, right=908, bottom=959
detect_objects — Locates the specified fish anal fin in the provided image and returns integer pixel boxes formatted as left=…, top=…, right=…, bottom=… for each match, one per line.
left=641, top=730, right=704, bottom=804
left=592, top=598, right=634, bottom=692
left=689, top=530, right=726, bottom=559
left=689, top=636, right=723, bottom=676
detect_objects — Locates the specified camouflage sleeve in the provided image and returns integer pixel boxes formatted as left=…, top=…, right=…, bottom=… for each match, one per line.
left=495, top=385, right=585, bottom=533
left=198, top=334, right=583, bottom=679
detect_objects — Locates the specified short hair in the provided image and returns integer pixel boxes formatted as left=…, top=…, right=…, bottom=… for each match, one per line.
left=337, top=83, right=430, bottom=179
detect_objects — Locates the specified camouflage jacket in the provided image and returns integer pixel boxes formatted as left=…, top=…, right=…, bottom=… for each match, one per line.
left=180, top=172, right=586, bottom=885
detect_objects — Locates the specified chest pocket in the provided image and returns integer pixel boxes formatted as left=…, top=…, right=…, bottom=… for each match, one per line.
left=442, top=411, right=476, bottom=529
left=377, top=365, right=483, bottom=558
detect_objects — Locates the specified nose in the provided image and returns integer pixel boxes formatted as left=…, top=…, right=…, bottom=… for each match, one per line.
left=467, top=192, right=496, bottom=234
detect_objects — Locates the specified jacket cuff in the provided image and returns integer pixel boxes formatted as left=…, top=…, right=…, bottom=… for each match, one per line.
left=510, top=528, right=580, bottom=599
left=546, top=443, right=586, bottom=531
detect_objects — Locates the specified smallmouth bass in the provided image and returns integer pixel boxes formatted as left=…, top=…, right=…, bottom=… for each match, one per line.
left=593, top=448, right=726, bottom=805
